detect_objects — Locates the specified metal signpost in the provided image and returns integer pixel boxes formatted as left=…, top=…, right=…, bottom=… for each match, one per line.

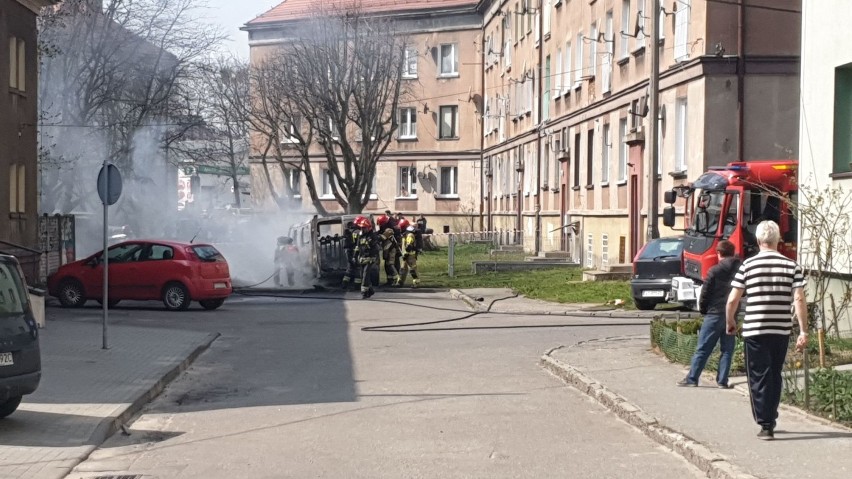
left=97, top=162, right=122, bottom=349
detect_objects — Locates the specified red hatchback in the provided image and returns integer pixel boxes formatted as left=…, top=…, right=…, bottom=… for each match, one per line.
left=48, top=240, right=232, bottom=311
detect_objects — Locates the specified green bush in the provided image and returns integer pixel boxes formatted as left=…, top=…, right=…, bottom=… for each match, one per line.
left=809, top=369, right=852, bottom=423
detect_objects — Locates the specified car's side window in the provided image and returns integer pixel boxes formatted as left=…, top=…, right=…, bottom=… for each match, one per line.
left=107, top=244, right=144, bottom=263
left=149, top=245, right=175, bottom=261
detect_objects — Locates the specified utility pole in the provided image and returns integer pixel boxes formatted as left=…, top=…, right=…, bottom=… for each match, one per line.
left=646, top=0, right=661, bottom=241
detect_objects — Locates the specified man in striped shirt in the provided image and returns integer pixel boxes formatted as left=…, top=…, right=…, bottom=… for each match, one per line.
left=726, top=220, right=808, bottom=440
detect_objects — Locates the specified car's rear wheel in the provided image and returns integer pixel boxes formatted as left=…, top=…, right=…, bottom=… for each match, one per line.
left=634, top=299, right=658, bottom=311
left=0, top=396, right=22, bottom=419
left=199, top=298, right=226, bottom=310
left=58, top=279, right=86, bottom=308
left=162, top=282, right=191, bottom=311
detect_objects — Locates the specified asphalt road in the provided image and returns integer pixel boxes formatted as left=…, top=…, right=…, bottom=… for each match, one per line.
left=58, top=290, right=704, bottom=479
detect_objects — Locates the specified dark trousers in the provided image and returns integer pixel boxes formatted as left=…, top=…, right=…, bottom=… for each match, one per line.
left=360, top=262, right=377, bottom=293
left=744, top=334, right=789, bottom=429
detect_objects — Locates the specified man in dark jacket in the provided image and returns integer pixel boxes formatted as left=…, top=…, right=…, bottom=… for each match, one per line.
left=678, top=239, right=742, bottom=388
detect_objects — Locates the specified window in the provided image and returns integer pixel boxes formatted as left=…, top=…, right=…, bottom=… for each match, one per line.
left=564, top=41, right=572, bottom=93
left=399, top=108, right=417, bottom=139
left=439, top=106, right=459, bottom=139
left=659, top=4, right=666, bottom=41
left=9, top=36, right=24, bottom=92
left=602, top=234, right=609, bottom=268
left=147, top=245, right=175, bottom=261
left=327, top=118, right=339, bottom=140
left=440, top=166, right=459, bottom=196
left=674, top=0, right=691, bottom=61
left=403, top=48, right=418, bottom=78
left=590, top=23, right=598, bottom=78
left=552, top=142, right=560, bottom=187
left=573, top=132, right=581, bottom=187
left=603, top=12, right=614, bottom=93
left=285, top=168, right=301, bottom=197
left=8, top=164, right=26, bottom=214
left=107, top=243, right=145, bottom=263
left=320, top=169, right=334, bottom=198
left=525, top=146, right=533, bottom=193
left=399, top=166, right=417, bottom=198
left=620, top=0, right=631, bottom=59
left=587, top=129, right=594, bottom=186
left=574, top=34, right=584, bottom=87
left=504, top=37, right=513, bottom=69
left=675, top=98, right=688, bottom=172
left=586, top=233, right=594, bottom=268
left=555, top=48, right=562, bottom=93
left=834, top=63, right=852, bottom=174
left=542, top=142, right=550, bottom=189
left=543, top=0, right=552, bottom=37
left=618, top=118, right=629, bottom=182
left=439, top=44, right=459, bottom=76
left=543, top=55, right=551, bottom=120
left=602, top=123, right=611, bottom=184
left=281, top=115, right=301, bottom=143
left=637, top=0, right=647, bottom=45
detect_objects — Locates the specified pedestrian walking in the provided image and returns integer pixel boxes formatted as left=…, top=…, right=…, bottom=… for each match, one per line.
left=677, top=239, right=741, bottom=388
left=726, top=220, right=808, bottom=441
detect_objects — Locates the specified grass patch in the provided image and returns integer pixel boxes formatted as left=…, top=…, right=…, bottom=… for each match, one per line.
left=416, top=244, right=633, bottom=307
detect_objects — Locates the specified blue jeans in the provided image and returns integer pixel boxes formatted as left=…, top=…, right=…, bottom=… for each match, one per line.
left=686, top=313, right=735, bottom=385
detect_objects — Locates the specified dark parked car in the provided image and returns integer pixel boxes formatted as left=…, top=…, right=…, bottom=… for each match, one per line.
left=630, top=236, right=684, bottom=310
left=0, top=254, right=41, bottom=419
left=48, top=240, right=232, bottom=311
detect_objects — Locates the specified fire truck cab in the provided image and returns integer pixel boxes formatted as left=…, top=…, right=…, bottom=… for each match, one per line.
left=661, top=160, right=798, bottom=309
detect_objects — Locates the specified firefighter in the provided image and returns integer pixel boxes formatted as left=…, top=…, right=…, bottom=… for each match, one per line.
left=274, top=236, right=299, bottom=287
left=395, top=223, right=420, bottom=288
left=341, top=221, right=360, bottom=289
left=353, top=216, right=380, bottom=298
left=380, top=227, right=400, bottom=286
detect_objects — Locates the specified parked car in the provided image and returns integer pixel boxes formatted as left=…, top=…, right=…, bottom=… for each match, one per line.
left=47, top=240, right=232, bottom=311
left=630, top=236, right=684, bottom=310
left=0, top=254, right=41, bottom=419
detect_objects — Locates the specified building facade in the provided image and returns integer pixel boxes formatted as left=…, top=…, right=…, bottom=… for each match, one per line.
left=244, top=0, right=484, bottom=235
left=483, top=0, right=800, bottom=264
left=799, top=0, right=852, bottom=333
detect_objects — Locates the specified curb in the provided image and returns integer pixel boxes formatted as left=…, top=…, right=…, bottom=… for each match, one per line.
left=539, top=353, right=759, bottom=479
left=85, top=331, right=220, bottom=447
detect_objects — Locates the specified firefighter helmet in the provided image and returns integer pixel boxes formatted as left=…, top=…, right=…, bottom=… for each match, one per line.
left=354, top=216, right=372, bottom=229
left=397, top=219, right=410, bottom=230
left=376, top=215, right=390, bottom=228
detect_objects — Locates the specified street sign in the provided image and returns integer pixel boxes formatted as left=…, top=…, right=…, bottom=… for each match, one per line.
left=97, top=164, right=123, bottom=205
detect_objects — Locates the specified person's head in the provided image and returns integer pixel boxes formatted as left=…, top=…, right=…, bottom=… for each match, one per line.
left=716, top=239, right=735, bottom=258
left=755, top=220, right=781, bottom=249
left=385, top=210, right=393, bottom=216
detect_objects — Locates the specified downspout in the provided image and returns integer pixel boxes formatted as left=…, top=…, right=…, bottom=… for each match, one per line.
left=737, top=0, right=745, bottom=162
left=534, top=5, right=544, bottom=255
left=480, top=26, right=487, bottom=232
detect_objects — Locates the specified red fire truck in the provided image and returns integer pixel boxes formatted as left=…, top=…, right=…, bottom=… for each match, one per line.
left=661, top=160, right=798, bottom=308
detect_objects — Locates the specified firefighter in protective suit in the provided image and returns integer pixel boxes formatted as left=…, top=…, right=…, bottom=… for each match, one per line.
left=395, top=224, right=420, bottom=287
left=274, top=236, right=298, bottom=287
left=380, top=228, right=400, bottom=285
left=341, top=221, right=360, bottom=289
left=353, top=216, right=380, bottom=298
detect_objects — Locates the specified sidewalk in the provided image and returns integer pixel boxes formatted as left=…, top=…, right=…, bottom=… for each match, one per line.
left=541, top=335, right=852, bottom=479
left=0, top=320, right=217, bottom=479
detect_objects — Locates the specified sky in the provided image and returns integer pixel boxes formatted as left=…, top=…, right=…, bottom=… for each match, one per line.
left=204, top=0, right=283, bottom=59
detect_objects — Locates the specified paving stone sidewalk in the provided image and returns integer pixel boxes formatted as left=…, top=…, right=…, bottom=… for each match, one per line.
left=0, top=320, right=217, bottom=479
left=543, top=335, right=852, bottom=479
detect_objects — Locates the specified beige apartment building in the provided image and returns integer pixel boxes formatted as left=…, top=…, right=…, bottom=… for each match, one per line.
left=482, top=0, right=800, bottom=264
left=244, top=0, right=485, bottom=234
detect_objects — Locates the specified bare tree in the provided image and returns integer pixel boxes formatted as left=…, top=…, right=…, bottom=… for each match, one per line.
left=248, top=7, right=409, bottom=214
left=38, top=0, right=223, bottom=221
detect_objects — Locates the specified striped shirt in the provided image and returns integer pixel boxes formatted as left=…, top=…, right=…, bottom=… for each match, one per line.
left=730, top=250, right=804, bottom=337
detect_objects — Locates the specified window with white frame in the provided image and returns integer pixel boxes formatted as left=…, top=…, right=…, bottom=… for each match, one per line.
left=504, top=37, right=513, bottom=69
left=439, top=105, right=459, bottom=139
left=553, top=149, right=561, bottom=188
left=542, top=141, right=550, bottom=189
left=564, top=41, right=572, bottom=93
left=675, top=98, right=688, bottom=172
left=403, top=47, right=418, bottom=78
left=327, top=118, right=339, bottom=140
left=555, top=48, right=562, bottom=93
left=284, top=168, right=301, bottom=197
left=439, top=44, right=459, bottom=76
left=602, top=234, right=609, bottom=268
left=603, top=13, right=613, bottom=93
left=8, top=164, right=25, bottom=213
left=618, top=118, right=628, bottom=182
left=439, top=166, right=459, bottom=196
left=586, top=233, right=594, bottom=268
left=525, top=75, right=533, bottom=113
left=281, top=114, right=302, bottom=143
left=9, top=36, right=25, bottom=92
left=399, top=107, right=417, bottom=139
left=543, top=0, right=552, bottom=37
left=320, top=169, right=334, bottom=198
left=543, top=55, right=551, bottom=120
left=659, top=5, right=666, bottom=41
left=620, top=0, right=631, bottom=59
left=574, top=33, right=583, bottom=86
left=590, top=23, right=598, bottom=78
left=398, top=166, right=417, bottom=198
left=602, top=123, right=611, bottom=184
left=637, top=0, right=647, bottom=45
left=674, top=0, right=691, bottom=61
left=524, top=147, right=533, bottom=194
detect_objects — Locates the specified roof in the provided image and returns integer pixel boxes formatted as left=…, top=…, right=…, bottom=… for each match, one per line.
left=247, top=0, right=481, bottom=26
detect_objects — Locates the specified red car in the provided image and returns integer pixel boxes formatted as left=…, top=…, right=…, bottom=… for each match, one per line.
left=47, top=240, right=232, bottom=311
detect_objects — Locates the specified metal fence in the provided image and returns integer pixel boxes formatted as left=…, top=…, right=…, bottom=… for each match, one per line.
left=437, top=230, right=579, bottom=277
